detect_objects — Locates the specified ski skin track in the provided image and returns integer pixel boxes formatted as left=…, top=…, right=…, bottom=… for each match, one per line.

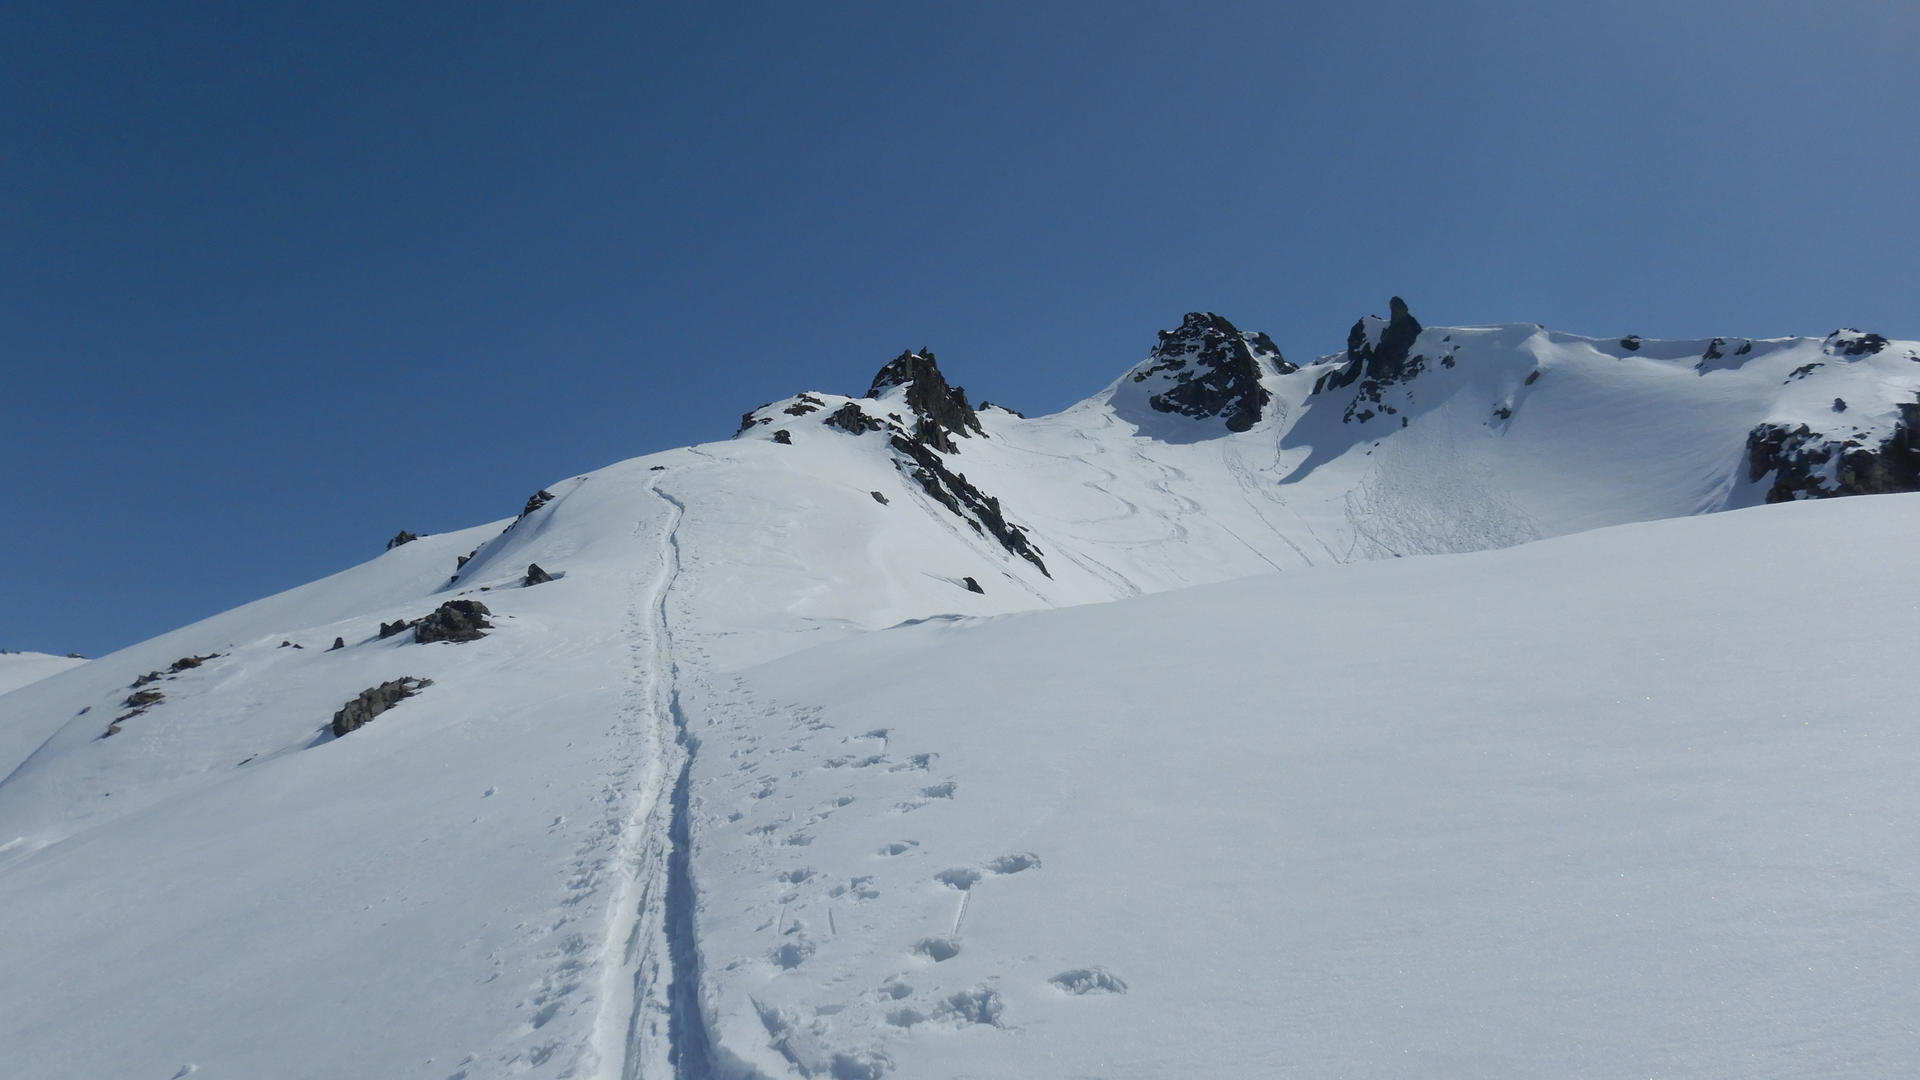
left=581, top=478, right=712, bottom=1080
left=593, top=480, right=715, bottom=1080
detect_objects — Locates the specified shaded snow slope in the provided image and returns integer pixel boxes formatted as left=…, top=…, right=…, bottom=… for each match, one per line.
left=687, top=494, right=1920, bottom=1079
left=0, top=651, right=87, bottom=698
left=1, top=305, right=1917, bottom=1079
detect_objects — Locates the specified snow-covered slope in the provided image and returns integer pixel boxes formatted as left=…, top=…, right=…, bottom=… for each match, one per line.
left=1, top=302, right=1916, bottom=1079
left=0, top=650, right=86, bottom=697
left=684, top=494, right=1920, bottom=1080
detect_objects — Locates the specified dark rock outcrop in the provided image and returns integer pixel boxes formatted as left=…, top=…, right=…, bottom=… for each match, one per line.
left=415, top=600, right=493, bottom=644
left=1621, top=336, right=1642, bottom=351
left=1131, top=312, right=1289, bottom=432
left=870, top=491, right=889, bottom=505
left=963, top=576, right=983, bottom=594
left=125, top=689, right=164, bottom=708
left=1828, top=329, right=1890, bottom=356
left=386, top=531, right=419, bottom=550
left=129, top=654, right=219, bottom=688
left=523, top=563, right=553, bottom=586
left=1747, top=400, right=1920, bottom=502
left=891, top=434, right=1048, bottom=576
left=329, top=637, right=346, bottom=651
left=378, top=619, right=415, bottom=639
left=867, top=349, right=982, bottom=453
left=332, top=677, right=433, bottom=737
left=824, top=402, right=887, bottom=435
left=520, top=490, right=555, bottom=518
left=1313, top=298, right=1428, bottom=424
left=772, top=429, right=792, bottom=445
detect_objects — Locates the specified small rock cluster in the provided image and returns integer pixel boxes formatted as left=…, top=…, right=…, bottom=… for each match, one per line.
left=101, top=654, right=221, bottom=738
left=331, top=677, right=433, bottom=737
left=415, top=600, right=493, bottom=643
left=375, top=600, right=494, bottom=644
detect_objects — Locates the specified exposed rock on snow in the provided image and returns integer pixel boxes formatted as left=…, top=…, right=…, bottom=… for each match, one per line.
left=1126, top=311, right=1288, bottom=432
left=331, top=677, right=432, bottom=737
left=890, top=434, right=1047, bottom=576
left=1313, top=296, right=1428, bottom=423
left=523, top=563, right=554, bottom=586
left=824, top=402, right=887, bottom=436
left=1828, top=328, right=1890, bottom=356
left=386, top=531, right=419, bottom=550
left=520, top=490, right=556, bottom=518
left=1747, top=400, right=1920, bottom=502
left=867, top=349, right=982, bottom=453
left=414, top=600, right=493, bottom=643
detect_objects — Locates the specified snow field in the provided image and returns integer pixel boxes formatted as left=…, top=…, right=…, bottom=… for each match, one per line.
left=687, top=494, right=1920, bottom=1078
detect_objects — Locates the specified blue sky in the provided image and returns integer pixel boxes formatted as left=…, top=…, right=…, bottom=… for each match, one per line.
left=5, top=1, right=1917, bottom=657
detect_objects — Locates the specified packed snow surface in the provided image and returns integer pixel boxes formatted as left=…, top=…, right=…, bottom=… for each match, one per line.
left=1, top=311, right=1917, bottom=1078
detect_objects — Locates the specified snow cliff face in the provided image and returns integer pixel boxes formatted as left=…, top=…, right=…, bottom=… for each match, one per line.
left=3, top=301, right=1920, bottom=1080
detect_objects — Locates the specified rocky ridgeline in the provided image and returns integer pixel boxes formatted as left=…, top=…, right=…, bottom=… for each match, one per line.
left=733, top=345, right=1048, bottom=576
left=1131, top=312, right=1291, bottom=432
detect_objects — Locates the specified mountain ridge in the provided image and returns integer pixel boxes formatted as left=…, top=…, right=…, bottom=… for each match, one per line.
left=2, top=299, right=1918, bottom=1079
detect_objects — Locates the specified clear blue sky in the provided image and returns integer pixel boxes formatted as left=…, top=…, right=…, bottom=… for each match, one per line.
left=5, top=1, right=1916, bottom=657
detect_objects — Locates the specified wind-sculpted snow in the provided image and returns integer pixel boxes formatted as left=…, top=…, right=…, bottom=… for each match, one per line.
left=3, top=305, right=1920, bottom=1078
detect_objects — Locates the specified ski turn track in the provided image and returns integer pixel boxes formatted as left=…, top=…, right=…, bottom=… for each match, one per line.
left=584, top=480, right=711, bottom=1080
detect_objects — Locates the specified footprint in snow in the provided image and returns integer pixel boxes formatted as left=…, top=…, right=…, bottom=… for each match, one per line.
left=988, top=852, right=1040, bottom=874
left=1050, top=967, right=1128, bottom=995
left=912, top=936, right=960, bottom=962
left=935, top=868, right=982, bottom=890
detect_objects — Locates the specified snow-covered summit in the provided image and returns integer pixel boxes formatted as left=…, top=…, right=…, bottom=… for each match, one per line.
left=3, top=300, right=1919, bottom=1079
left=0, top=651, right=87, bottom=698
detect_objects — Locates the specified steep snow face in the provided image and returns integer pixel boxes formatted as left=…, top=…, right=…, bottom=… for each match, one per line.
left=2, top=306, right=1919, bottom=1079
left=685, top=494, right=1920, bottom=1079
left=0, top=652, right=87, bottom=698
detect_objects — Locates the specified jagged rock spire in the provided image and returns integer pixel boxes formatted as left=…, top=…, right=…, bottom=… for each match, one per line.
left=1347, top=297, right=1424, bottom=383
left=867, top=348, right=982, bottom=453
left=1314, top=296, right=1427, bottom=402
